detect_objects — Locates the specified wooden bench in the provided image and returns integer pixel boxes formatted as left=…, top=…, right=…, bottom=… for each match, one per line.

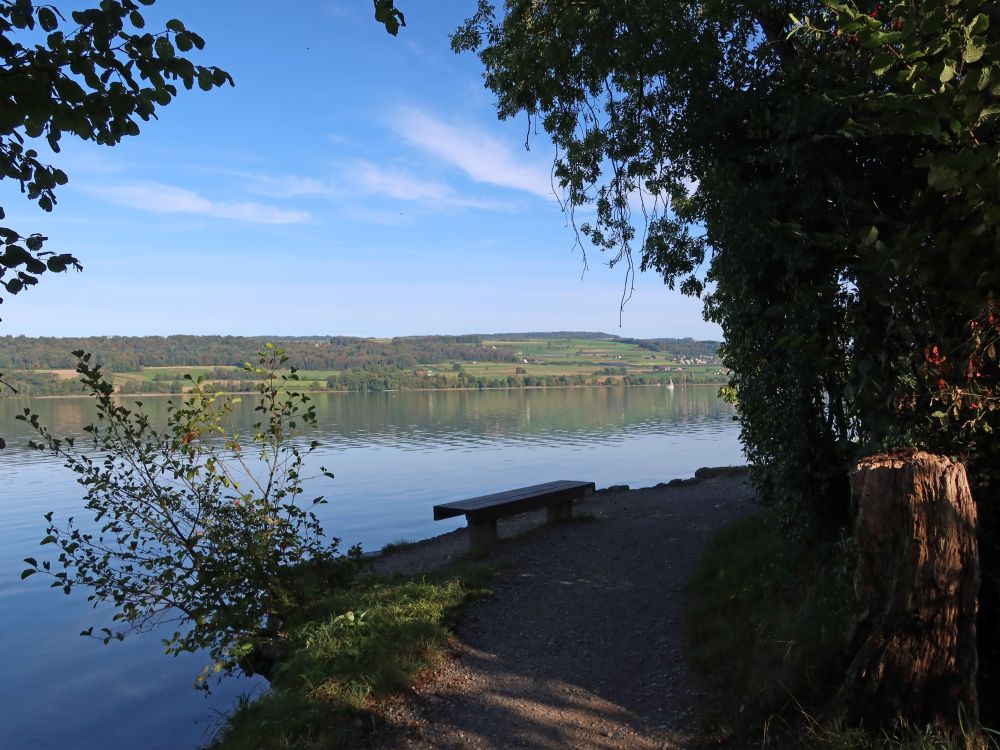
left=433, top=480, right=595, bottom=553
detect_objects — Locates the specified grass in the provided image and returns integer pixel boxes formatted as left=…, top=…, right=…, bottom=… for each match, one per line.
left=787, top=720, right=1000, bottom=749
left=688, top=512, right=853, bottom=742
left=210, top=561, right=493, bottom=749
left=379, top=538, right=416, bottom=554
left=689, top=512, right=997, bottom=749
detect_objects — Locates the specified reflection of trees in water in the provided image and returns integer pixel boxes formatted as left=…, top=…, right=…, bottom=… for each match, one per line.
left=1, top=386, right=736, bottom=455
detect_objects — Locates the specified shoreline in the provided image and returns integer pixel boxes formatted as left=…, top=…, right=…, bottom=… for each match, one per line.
left=4, top=381, right=730, bottom=401
left=369, top=465, right=750, bottom=577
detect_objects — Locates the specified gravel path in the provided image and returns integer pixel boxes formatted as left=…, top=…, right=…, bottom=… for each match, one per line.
left=373, top=469, right=755, bottom=750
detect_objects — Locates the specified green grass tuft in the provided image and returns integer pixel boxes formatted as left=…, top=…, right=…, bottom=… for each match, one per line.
left=379, top=538, right=416, bottom=555
left=688, top=512, right=852, bottom=734
left=211, top=561, right=492, bottom=749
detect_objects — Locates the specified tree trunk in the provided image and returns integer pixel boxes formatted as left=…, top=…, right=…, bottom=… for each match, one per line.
left=835, top=451, right=979, bottom=731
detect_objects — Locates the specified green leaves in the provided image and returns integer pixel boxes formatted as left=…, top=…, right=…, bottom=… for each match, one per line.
left=926, top=162, right=961, bottom=191
left=859, top=226, right=879, bottom=246
left=22, top=347, right=349, bottom=686
left=962, top=41, right=986, bottom=63
left=37, top=6, right=57, bottom=31
left=154, top=35, right=174, bottom=60
left=373, top=0, right=405, bottom=36
left=939, top=59, right=958, bottom=83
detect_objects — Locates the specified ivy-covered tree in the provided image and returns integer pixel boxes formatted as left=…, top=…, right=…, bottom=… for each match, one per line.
left=454, top=0, right=999, bottom=728
left=453, top=0, right=863, bottom=527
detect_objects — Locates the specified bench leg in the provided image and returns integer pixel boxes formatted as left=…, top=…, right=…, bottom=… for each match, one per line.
left=467, top=517, right=497, bottom=554
left=547, top=501, right=573, bottom=523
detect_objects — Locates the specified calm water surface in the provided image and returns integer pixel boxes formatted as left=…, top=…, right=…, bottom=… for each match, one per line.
left=0, top=386, right=741, bottom=749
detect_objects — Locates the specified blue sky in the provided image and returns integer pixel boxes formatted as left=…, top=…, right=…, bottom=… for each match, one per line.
left=2, top=1, right=720, bottom=340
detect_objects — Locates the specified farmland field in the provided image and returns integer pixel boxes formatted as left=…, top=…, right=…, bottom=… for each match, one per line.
left=1, top=333, right=726, bottom=396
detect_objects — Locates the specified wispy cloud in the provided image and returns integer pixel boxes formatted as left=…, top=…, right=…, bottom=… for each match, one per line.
left=236, top=173, right=334, bottom=199
left=85, top=181, right=309, bottom=224
left=348, top=160, right=507, bottom=210
left=389, top=106, right=554, bottom=199
left=233, top=161, right=508, bottom=212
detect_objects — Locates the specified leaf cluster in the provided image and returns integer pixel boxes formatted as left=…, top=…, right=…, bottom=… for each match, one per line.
left=18, top=346, right=354, bottom=685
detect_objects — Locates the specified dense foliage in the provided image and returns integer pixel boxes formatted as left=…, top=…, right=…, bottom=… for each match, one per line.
left=455, top=0, right=997, bottom=519
left=19, top=346, right=355, bottom=685
left=454, top=0, right=999, bottom=720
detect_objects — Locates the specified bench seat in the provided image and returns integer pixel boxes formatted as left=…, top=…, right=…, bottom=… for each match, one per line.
left=434, top=479, right=595, bottom=553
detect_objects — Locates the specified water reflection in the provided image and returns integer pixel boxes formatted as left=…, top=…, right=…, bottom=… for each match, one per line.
left=1, top=385, right=734, bottom=454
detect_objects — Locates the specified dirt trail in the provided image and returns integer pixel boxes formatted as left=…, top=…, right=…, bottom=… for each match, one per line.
left=374, top=470, right=755, bottom=749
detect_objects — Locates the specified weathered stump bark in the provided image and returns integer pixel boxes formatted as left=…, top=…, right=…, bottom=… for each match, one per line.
left=836, top=451, right=979, bottom=731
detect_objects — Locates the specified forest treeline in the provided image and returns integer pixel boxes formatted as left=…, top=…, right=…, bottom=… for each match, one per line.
left=0, top=333, right=720, bottom=371
left=0, top=334, right=510, bottom=371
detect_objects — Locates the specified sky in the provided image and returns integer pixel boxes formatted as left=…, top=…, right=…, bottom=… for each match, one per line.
left=1, top=1, right=721, bottom=340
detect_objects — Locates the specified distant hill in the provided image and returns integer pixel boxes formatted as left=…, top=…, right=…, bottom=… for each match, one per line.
left=481, top=331, right=619, bottom=341
left=0, top=332, right=726, bottom=397
left=616, top=337, right=721, bottom=359
left=479, top=333, right=720, bottom=357
left=0, top=332, right=722, bottom=373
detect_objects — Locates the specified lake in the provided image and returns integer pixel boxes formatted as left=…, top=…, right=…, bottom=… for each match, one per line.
left=0, top=385, right=742, bottom=749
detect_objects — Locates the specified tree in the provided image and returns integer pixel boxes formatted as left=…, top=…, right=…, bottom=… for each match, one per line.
left=19, top=345, right=354, bottom=685
left=453, top=0, right=998, bottom=730
left=453, top=0, right=860, bottom=522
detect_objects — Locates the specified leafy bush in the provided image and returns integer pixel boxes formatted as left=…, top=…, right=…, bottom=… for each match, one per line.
left=19, top=345, right=355, bottom=685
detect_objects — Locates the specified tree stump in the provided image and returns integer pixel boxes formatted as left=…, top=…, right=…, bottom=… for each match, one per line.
left=836, top=451, right=979, bottom=730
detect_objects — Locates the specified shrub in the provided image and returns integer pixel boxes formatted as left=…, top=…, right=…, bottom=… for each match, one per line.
left=19, top=345, right=355, bottom=686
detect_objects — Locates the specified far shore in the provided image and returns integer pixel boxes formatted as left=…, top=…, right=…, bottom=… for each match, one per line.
left=5, top=381, right=729, bottom=401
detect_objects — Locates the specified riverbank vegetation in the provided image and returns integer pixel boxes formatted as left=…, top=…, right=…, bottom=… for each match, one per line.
left=20, top=347, right=360, bottom=679
left=0, top=332, right=726, bottom=396
left=212, top=561, right=492, bottom=750
left=20, top=344, right=494, bottom=748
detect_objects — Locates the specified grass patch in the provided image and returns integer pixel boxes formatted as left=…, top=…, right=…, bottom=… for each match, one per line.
left=788, top=720, right=1000, bottom=749
left=211, top=561, right=492, bottom=749
left=688, top=511, right=853, bottom=743
left=689, top=512, right=997, bottom=748
left=379, top=538, right=416, bottom=555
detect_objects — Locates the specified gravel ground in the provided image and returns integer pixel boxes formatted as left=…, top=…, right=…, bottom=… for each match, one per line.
left=372, top=469, right=755, bottom=750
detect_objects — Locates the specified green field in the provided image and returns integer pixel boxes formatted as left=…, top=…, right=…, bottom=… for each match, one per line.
left=456, top=337, right=722, bottom=382
left=6, top=334, right=726, bottom=396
